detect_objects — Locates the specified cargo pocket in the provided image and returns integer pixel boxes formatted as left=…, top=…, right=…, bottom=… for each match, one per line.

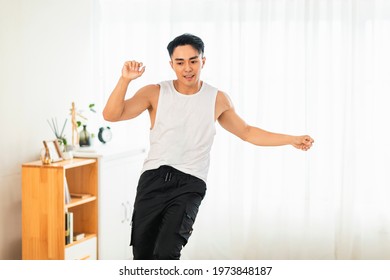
left=129, top=210, right=136, bottom=246
left=178, top=206, right=199, bottom=247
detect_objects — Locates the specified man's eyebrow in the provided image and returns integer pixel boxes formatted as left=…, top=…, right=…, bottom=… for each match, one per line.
left=174, top=55, right=200, bottom=61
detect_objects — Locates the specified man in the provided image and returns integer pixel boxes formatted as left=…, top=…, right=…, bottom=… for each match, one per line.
left=103, top=33, right=314, bottom=260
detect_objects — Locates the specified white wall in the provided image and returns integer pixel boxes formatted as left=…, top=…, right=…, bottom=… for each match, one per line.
left=0, top=0, right=97, bottom=259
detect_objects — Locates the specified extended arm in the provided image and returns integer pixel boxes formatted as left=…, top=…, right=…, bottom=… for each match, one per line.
left=216, top=92, right=314, bottom=151
left=103, top=60, right=152, bottom=122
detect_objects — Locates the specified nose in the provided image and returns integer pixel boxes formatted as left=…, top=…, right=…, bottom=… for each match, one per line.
left=184, top=62, right=192, bottom=72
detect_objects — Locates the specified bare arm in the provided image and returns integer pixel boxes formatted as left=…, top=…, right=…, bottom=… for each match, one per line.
left=216, top=92, right=314, bottom=151
left=103, top=60, right=151, bottom=122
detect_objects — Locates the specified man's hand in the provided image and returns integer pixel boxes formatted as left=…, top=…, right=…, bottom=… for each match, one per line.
left=292, top=135, right=314, bottom=151
left=122, top=60, right=145, bottom=81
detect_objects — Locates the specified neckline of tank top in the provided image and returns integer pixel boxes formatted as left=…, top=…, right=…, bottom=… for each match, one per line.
left=170, top=80, right=205, bottom=97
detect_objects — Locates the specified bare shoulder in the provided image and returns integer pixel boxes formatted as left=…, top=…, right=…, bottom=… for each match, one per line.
left=133, top=84, right=160, bottom=105
left=136, top=83, right=160, bottom=97
left=216, top=90, right=233, bottom=106
left=215, top=90, right=233, bottom=120
left=134, top=84, right=160, bottom=112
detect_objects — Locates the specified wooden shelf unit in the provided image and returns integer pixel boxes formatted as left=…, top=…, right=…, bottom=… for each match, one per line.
left=22, top=158, right=98, bottom=260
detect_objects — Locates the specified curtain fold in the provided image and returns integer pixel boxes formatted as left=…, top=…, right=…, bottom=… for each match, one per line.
left=97, top=0, right=390, bottom=259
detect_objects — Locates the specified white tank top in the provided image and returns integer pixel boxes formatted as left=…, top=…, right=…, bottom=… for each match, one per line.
left=141, top=80, right=218, bottom=182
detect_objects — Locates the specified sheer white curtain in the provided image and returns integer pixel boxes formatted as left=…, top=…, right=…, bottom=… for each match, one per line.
left=96, top=0, right=390, bottom=259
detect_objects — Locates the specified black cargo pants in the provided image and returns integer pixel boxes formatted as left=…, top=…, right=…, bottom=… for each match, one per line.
left=130, top=165, right=206, bottom=260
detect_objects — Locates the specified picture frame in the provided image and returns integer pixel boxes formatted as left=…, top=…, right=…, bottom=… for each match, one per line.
left=43, top=139, right=63, bottom=162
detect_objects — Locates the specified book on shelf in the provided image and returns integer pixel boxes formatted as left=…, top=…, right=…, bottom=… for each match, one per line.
left=69, top=212, right=73, bottom=244
left=65, top=211, right=73, bottom=245
left=73, top=232, right=85, bottom=241
left=65, top=212, right=69, bottom=244
left=64, top=178, right=71, bottom=204
left=70, top=193, right=92, bottom=199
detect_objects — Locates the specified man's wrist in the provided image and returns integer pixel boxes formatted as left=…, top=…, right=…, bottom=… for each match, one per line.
left=120, top=76, right=132, bottom=84
left=287, top=135, right=296, bottom=146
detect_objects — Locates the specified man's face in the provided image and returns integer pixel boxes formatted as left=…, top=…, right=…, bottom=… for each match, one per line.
left=170, top=45, right=206, bottom=88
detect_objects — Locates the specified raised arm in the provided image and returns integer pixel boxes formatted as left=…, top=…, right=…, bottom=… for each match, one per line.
left=216, top=92, right=314, bottom=151
left=103, top=60, right=155, bottom=122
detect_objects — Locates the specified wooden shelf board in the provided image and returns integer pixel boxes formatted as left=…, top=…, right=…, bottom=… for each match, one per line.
left=65, top=196, right=97, bottom=209
left=65, top=233, right=97, bottom=248
left=22, top=158, right=96, bottom=169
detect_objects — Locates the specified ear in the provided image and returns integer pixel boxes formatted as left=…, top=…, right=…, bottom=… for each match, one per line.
left=201, top=56, right=206, bottom=68
left=169, top=60, right=173, bottom=69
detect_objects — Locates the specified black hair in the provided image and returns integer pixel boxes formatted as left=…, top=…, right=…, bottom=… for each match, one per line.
left=167, top=33, right=205, bottom=58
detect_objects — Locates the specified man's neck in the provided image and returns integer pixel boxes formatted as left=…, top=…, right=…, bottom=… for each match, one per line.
left=173, top=80, right=203, bottom=95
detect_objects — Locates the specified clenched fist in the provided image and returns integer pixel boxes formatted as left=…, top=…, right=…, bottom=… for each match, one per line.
left=292, top=135, right=314, bottom=151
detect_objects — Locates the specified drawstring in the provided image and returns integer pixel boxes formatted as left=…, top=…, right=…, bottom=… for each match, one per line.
left=164, top=172, right=172, bottom=182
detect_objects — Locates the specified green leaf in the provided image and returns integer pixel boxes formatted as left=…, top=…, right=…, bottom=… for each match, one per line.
left=89, top=103, right=96, bottom=113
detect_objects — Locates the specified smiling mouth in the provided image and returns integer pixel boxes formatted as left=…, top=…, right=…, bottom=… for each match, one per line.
left=184, top=75, right=195, bottom=80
